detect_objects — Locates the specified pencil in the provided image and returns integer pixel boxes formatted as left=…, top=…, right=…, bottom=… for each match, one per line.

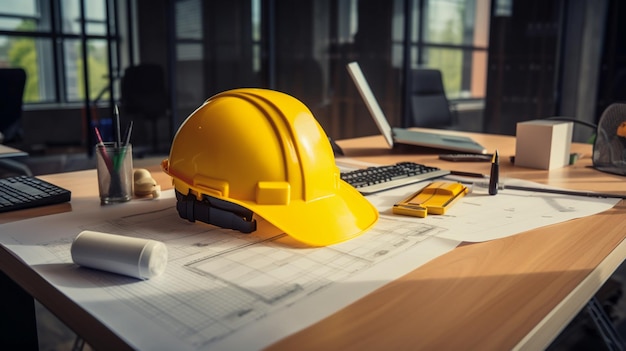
left=94, top=127, right=114, bottom=173
left=114, top=121, right=133, bottom=172
left=123, top=120, right=133, bottom=146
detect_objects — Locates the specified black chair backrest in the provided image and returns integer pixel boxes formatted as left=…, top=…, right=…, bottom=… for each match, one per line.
left=120, top=64, right=168, bottom=116
left=0, top=68, right=27, bottom=142
left=409, top=69, right=453, bottom=128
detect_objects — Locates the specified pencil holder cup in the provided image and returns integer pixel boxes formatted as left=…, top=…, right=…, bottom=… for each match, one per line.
left=96, top=142, right=133, bottom=204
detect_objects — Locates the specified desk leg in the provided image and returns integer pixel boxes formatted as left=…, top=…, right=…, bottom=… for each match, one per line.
left=0, top=270, right=38, bottom=350
left=587, top=296, right=625, bottom=351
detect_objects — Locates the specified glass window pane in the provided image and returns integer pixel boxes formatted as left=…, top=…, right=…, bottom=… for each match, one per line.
left=422, top=47, right=487, bottom=99
left=0, top=0, right=48, bottom=32
left=61, top=0, right=80, bottom=34
left=0, top=0, right=37, bottom=16
left=423, top=0, right=491, bottom=47
left=0, top=35, right=55, bottom=103
left=251, top=0, right=261, bottom=41
left=337, top=0, right=358, bottom=44
left=85, top=0, right=106, bottom=35
left=391, top=0, right=405, bottom=68
left=87, top=40, right=110, bottom=101
left=410, top=0, right=490, bottom=99
left=64, top=39, right=110, bottom=102
left=410, top=0, right=420, bottom=43
left=62, top=0, right=107, bottom=35
left=176, top=0, right=203, bottom=40
left=64, top=40, right=81, bottom=100
left=424, top=47, right=463, bottom=96
left=0, top=17, right=36, bottom=31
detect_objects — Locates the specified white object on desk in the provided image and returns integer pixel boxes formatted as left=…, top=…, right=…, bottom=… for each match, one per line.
left=515, top=119, right=573, bottom=170
left=71, top=230, right=168, bottom=279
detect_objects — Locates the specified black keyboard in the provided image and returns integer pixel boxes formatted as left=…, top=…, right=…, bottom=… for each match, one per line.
left=341, top=162, right=450, bottom=194
left=0, top=175, right=71, bottom=213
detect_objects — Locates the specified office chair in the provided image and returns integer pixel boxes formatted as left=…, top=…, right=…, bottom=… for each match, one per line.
left=0, top=68, right=27, bottom=144
left=120, top=63, right=169, bottom=153
left=408, top=69, right=457, bottom=129
left=0, top=68, right=32, bottom=176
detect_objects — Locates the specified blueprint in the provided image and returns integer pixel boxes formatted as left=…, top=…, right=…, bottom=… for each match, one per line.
left=0, top=191, right=458, bottom=350
left=0, top=169, right=619, bottom=350
left=365, top=175, right=621, bottom=242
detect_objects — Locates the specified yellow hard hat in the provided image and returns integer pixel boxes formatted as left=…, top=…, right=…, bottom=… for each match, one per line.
left=162, top=88, right=378, bottom=246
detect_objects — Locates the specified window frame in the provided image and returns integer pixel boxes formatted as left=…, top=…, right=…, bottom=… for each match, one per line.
left=0, top=0, right=122, bottom=106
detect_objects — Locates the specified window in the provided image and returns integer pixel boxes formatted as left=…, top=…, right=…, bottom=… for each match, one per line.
left=0, top=0, right=120, bottom=104
left=411, top=0, right=490, bottom=99
left=174, top=0, right=203, bottom=61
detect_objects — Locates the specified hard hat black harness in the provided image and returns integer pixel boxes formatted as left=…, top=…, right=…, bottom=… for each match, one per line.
left=175, top=190, right=257, bottom=233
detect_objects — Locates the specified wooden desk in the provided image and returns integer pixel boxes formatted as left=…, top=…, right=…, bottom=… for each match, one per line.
left=0, top=144, right=30, bottom=176
left=272, top=131, right=626, bottom=350
left=0, top=144, right=28, bottom=158
left=1, top=131, right=626, bottom=350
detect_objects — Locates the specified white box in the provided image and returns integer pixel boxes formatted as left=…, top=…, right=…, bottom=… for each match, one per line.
left=515, top=120, right=573, bottom=170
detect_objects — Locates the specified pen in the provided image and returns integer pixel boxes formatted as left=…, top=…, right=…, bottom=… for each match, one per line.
left=488, top=150, right=499, bottom=195
left=114, top=104, right=122, bottom=149
left=114, top=121, right=133, bottom=172
left=471, top=182, right=626, bottom=199
left=123, top=120, right=133, bottom=147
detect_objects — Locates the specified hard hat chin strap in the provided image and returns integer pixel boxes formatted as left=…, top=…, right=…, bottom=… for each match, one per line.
left=175, top=190, right=257, bottom=233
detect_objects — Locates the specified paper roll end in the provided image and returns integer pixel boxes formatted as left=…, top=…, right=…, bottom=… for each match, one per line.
left=139, top=241, right=168, bottom=279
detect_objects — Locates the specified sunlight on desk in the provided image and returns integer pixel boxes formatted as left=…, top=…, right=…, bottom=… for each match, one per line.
left=1, top=131, right=626, bottom=350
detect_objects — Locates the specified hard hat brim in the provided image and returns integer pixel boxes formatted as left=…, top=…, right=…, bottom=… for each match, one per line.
left=237, top=180, right=378, bottom=247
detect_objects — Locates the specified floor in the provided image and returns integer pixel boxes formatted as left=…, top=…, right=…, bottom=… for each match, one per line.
left=4, top=149, right=626, bottom=350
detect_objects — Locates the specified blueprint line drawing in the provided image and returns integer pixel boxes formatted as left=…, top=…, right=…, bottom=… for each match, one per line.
left=1, top=181, right=617, bottom=350
left=35, top=205, right=445, bottom=349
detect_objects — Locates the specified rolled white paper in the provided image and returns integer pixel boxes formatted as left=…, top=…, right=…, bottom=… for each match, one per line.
left=71, top=230, right=168, bottom=279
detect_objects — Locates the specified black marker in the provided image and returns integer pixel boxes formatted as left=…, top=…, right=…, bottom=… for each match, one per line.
left=489, top=150, right=499, bottom=195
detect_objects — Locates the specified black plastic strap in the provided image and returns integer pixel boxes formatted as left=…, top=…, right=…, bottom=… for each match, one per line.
left=175, top=190, right=257, bottom=233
